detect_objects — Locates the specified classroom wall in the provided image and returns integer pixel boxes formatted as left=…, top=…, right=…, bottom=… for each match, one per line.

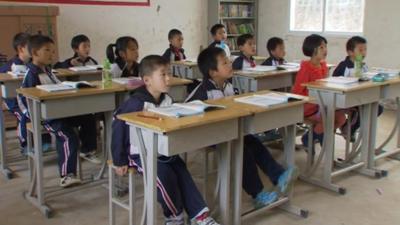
left=258, top=0, right=400, bottom=69
left=0, top=0, right=209, bottom=63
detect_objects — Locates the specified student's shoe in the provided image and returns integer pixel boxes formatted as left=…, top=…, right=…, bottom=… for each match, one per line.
left=59, top=174, right=81, bottom=188
left=165, top=212, right=184, bottom=225
left=301, top=131, right=324, bottom=149
left=277, top=166, right=298, bottom=195
left=196, top=217, right=220, bottom=225
left=80, top=151, right=101, bottom=164
left=253, top=191, right=278, bottom=209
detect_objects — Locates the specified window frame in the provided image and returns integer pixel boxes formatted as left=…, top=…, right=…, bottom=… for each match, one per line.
left=288, top=0, right=365, bottom=36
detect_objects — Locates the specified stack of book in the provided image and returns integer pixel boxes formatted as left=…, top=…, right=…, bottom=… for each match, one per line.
left=219, top=3, right=254, bottom=17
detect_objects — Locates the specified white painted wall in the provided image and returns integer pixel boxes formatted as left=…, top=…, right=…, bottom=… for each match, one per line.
left=0, top=0, right=209, bottom=63
left=258, top=0, right=400, bottom=69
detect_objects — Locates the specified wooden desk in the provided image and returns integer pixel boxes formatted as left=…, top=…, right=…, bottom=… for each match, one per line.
left=118, top=105, right=251, bottom=225
left=170, top=60, right=202, bottom=80
left=17, top=83, right=125, bottom=217
left=302, top=79, right=385, bottom=194
left=209, top=91, right=308, bottom=224
left=233, top=68, right=299, bottom=93
left=0, top=69, right=101, bottom=179
left=233, top=64, right=336, bottom=94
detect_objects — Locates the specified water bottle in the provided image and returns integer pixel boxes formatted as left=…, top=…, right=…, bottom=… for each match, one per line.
left=102, top=59, right=112, bottom=88
left=354, top=54, right=363, bottom=78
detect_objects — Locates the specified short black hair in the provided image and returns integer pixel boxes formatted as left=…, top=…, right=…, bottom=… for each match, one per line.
left=266, top=37, right=284, bottom=56
left=346, top=36, right=367, bottom=52
left=302, top=34, right=327, bottom=57
left=139, top=55, right=169, bottom=78
left=28, top=35, right=54, bottom=56
left=210, top=24, right=225, bottom=36
left=168, top=29, right=183, bottom=40
left=237, top=34, right=254, bottom=47
left=198, top=47, right=226, bottom=79
left=71, top=34, right=90, bottom=49
left=12, top=32, right=31, bottom=52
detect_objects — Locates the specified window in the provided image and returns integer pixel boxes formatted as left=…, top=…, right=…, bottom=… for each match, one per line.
left=290, top=0, right=365, bottom=34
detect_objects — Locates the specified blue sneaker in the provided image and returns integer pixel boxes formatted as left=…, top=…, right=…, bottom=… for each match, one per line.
left=253, top=191, right=278, bottom=209
left=277, top=166, right=298, bottom=195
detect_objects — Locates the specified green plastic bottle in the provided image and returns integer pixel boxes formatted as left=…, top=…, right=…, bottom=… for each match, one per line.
left=102, top=59, right=112, bottom=88
left=354, top=54, right=363, bottom=78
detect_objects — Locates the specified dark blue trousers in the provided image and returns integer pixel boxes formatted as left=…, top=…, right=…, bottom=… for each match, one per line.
left=130, top=155, right=207, bottom=219
left=44, top=114, right=97, bottom=177
left=243, top=134, right=285, bottom=198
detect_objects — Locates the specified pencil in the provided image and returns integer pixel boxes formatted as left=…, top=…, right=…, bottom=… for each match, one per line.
left=137, top=114, right=163, bottom=121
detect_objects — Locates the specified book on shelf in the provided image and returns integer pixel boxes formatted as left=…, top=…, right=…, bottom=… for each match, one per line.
left=219, top=4, right=254, bottom=18
left=148, top=100, right=226, bottom=118
left=224, top=21, right=254, bottom=35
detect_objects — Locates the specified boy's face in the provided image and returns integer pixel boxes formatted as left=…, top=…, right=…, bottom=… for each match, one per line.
left=271, top=43, right=286, bottom=59
left=33, top=43, right=55, bottom=66
left=74, top=41, right=91, bottom=59
left=170, top=34, right=184, bottom=49
left=213, top=28, right=227, bottom=42
left=314, top=42, right=328, bottom=60
left=239, top=38, right=257, bottom=57
left=144, top=65, right=171, bottom=94
left=120, top=40, right=139, bottom=63
left=348, top=43, right=367, bottom=60
left=18, top=44, right=31, bottom=63
left=210, top=54, right=233, bottom=80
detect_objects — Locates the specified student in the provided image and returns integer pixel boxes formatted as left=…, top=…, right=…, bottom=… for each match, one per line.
left=292, top=34, right=346, bottom=146
left=18, top=35, right=100, bottom=187
left=0, top=33, right=33, bottom=153
left=232, top=34, right=256, bottom=70
left=54, top=34, right=97, bottom=69
left=262, top=37, right=286, bottom=66
left=106, top=36, right=139, bottom=78
left=208, top=24, right=231, bottom=57
left=332, top=36, right=368, bottom=77
left=332, top=36, right=383, bottom=140
left=162, top=29, right=186, bottom=62
left=111, top=55, right=220, bottom=225
left=186, top=47, right=297, bottom=209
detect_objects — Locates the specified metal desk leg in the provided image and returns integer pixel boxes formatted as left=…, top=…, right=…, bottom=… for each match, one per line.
left=0, top=97, right=12, bottom=179
left=217, top=141, right=232, bottom=225
left=95, top=110, right=113, bottom=180
left=232, top=119, right=244, bottom=225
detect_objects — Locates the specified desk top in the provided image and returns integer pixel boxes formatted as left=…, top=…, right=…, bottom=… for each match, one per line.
left=170, top=60, right=198, bottom=67
left=0, top=69, right=101, bottom=83
left=117, top=90, right=307, bottom=133
left=302, top=79, right=390, bottom=93
left=233, top=68, right=299, bottom=79
left=16, top=77, right=192, bottom=101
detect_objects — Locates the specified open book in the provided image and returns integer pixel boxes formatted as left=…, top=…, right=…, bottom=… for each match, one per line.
left=277, top=62, right=300, bottom=70
left=319, top=77, right=359, bottom=84
left=69, top=65, right=102, bottom=72
left=234, top=93, right=301, bottom=107
left=243, top=66, right=277, bottom=73
left=148, top=100, right=226, bottom=118
left=36, top=81, right=95, bottom=92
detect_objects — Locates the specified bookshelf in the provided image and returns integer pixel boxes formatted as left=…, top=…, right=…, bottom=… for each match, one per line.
left=208, top=0, right=258, bottom=55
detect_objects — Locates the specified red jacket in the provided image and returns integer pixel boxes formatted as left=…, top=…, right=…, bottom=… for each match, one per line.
left=292, top=60, right=328, bottom=117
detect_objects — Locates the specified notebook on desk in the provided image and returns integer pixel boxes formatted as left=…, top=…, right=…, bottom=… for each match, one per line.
left=36, top=81, right=95, bottom=92
left=234, top=92, right=301, bottom=107
left=148, top=100, right=226, bottom=118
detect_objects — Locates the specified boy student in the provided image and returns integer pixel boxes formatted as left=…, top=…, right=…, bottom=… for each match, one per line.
left=18, top=35, right=100, bottom=187
left=208, top=23, right=231, bottom=57
left=111, top=55, right=220, bottom=225
left=186, top=47, right=297, bottom=209
left=332, top=36, right=383, bottom=140
left=162, top=29, right=186, bottom=62
left=54, top=34, right=97, bottom=68
left=262, top=37, right=286, bottom=66
left=0, top=32, right=35, bottom=153
left=232, top=34, right=256, bottom=70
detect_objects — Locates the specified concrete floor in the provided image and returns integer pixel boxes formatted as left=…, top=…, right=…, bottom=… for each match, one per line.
left=1, top=110, right=400, bottom=225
